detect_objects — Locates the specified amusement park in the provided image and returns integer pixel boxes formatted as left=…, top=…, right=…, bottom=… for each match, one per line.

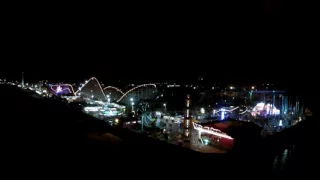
left=15, top=76, right=309, bottom=154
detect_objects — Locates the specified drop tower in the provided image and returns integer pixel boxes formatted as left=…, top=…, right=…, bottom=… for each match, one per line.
left=21, top=72, right=24, bottom=88
left=183, top=94, right=191, bottom=137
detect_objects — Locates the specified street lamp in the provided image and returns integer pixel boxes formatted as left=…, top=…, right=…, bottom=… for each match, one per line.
left=130, top=98, right=134, bottom=112
left=163, top=103, right=166, bottom=112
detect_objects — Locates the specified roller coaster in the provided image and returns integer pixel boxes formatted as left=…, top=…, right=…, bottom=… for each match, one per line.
left=49, top=77, right=157, bottom=103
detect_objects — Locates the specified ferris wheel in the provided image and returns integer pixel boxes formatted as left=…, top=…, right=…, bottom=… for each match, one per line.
left=137, top=100, right=153, bottom=127
left=137, top=100, right=150, bottom=113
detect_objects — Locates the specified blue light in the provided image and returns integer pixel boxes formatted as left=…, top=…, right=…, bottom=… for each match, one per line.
left=203, top=139, right=209, bottom=145
left=221, top=109, right=225, bottom=120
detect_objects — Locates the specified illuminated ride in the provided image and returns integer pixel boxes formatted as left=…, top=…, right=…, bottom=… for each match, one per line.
left=193, top=122, right=233, bottom=139
left=137, top=101, right=154, bottom=127
left=49, top=84, right=74, bottom=95
left=48, top=77, right=156, bottom=102
left=212, top=103, right=278, bottom=121
left=84, top=105, right=102, bottom=112
left=84, top=102, right=125, bottom=117
left=101, top=103, right=126, bottom=117
left=251, top=102, right=280, bottom=117
left=214, top=106, right=248, bottom=120
left=192, top=122, right=234, bottom=148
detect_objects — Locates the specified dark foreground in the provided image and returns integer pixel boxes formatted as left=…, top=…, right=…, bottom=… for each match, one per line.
left=1, top=85, right=317, bottom=177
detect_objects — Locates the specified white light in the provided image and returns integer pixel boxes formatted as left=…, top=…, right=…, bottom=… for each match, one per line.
left=130, top=98, right=133, bottom=101
left=56, top=86, right=62, bottom=93
left=200, top=108, right=205, bottom=114
left=193, top=122, right=233, bottom=139
left=84, top=107, right=100, bottom=112
left=163, top=103, right=166, bottom=107
left=131, top=102, right=134, bottom=105
left=36, top=90, right=42, bottom=94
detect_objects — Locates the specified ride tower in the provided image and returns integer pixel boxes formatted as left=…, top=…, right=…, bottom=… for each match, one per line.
left=183, top=94, right=191, bottom=137
left=21, top=72, right=24, bottom=88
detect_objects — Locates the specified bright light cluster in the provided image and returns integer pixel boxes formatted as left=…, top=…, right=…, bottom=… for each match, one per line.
left=50, top=84, right=74, bottom=94
left=84, top=106, right=101, bottom=112
left=193, top=122, right=233, bottom=139
left=56, top=86, right=62, bottom=93
left=50, top=77, right=156, bottom=102
left=251, top=102, right=280, bottom=117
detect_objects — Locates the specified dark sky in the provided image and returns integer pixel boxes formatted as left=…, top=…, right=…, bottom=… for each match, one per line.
left=1, top=1, right=316, bottom=87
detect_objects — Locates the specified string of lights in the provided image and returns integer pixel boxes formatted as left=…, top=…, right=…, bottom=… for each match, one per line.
left=103, top=86, right=125, bottom=95
left=117, top=84, right=156, bottom=102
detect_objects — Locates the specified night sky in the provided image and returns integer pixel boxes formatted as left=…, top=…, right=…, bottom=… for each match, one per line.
left=1, top=1, right=316, bottom=89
